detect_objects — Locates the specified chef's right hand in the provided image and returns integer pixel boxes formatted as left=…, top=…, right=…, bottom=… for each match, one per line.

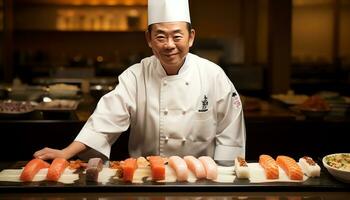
left=33, top=147, right=66, bottom=160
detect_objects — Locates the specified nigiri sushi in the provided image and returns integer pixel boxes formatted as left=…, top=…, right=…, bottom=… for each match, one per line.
left=184, top=155, right=206, bottom=179
left=47, top=158, right=69, bottom=181
left=86, top=158, right=104, bottom=182
left=299, top=156, right=320, bottom=177
left=121, top=158, right=138, bottom=182
left=168, top=156, right=189, bottom=181
left=234, top=156, right=250, bottom=179
left=276, top=155, right=303, bottom=180
left=198, top=156, right=217, bottom=180
left=148, top=156, right=165, bottom=181
left=259, top=154, right=279, bottom=179
left=20, top=158, right=50, bottom=182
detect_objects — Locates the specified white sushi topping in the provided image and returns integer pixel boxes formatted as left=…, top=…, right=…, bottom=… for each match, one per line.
left=234, top=157, right=250, bottom=179
left=299, top=156, right=321, bottom=177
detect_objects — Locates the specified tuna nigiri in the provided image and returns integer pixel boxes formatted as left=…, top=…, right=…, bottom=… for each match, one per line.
left=121, top=158, right=138, bottom=182
left=46, top=158, right=69, bottom=181
left=198, top=156, right=217, bottom=180
left=184, top=155, right=206, bottom=179
left=86, top=157, right=104, bottom=182
left=148, top=156, right=165, bottom=181
left=259, top=154, right=279, bottom=179
left=276, top=155, right=303, bottom=180
left=168, top=156, right=189, bottom=181
left=20, top=158, right=50, bottom=182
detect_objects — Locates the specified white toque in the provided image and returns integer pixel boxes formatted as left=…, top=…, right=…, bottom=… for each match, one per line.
left=148, top=0, right=191, bottom=25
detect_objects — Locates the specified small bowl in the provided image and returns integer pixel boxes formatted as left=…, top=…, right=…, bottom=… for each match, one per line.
left=322, top=153, right=350, bottom=183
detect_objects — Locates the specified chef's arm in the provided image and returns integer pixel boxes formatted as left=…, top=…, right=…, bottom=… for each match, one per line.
left=33, top=141, right=87, bottom=160
left=213, top=72, right=246, bottom=161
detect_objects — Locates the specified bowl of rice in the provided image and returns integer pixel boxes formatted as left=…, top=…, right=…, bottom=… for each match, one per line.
left=322, top=153, right=350, bottom=183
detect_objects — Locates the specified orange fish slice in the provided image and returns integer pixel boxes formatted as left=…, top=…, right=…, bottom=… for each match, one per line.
left=46, top=158, right=69, bottom=181
left=148, top=156, right=165, bottom=181
left=122, top=158, right=138, bottom=182
left=20, top=158, right=50, bottom=182
left=259, top=154, right=279, bottom=179
left=276, top=155, right=303, bottom=180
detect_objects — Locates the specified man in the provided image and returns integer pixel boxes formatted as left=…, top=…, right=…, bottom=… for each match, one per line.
left=34, top=0, right=246, bottom=162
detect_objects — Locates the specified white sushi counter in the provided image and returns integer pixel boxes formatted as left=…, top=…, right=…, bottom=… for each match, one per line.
left=0, top=160, right=349, bottom=200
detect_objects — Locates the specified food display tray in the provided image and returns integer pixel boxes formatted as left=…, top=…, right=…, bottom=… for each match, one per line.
left=0, top=161, right=349, bottom=193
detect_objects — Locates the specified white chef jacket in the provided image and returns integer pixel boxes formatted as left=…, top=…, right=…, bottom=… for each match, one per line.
left=75, top=53, right=246, bottom=161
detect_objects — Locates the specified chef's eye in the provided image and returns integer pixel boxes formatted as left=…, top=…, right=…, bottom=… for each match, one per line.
left=155, top=35, right=166, bottom=42
left=174, top=35, right=183, bottom=41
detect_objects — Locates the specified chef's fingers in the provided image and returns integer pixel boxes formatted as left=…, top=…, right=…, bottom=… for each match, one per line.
left=33, top=147, right=59, bottom=160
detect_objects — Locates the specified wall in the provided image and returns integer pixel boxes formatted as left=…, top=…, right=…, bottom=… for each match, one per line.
left=292, top=1, right=334, bottom=63
left=340, top=2, right=350, bottom=61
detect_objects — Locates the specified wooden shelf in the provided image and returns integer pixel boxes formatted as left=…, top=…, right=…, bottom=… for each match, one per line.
left=14, top=0, right=147, bottom=7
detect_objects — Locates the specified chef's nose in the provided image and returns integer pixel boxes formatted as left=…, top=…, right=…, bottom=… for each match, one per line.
left=164, top=38, right=176, bottom=49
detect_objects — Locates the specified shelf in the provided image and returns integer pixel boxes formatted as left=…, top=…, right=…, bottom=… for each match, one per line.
left=13, top=6, right=148, bottom=32
left=14, top=0, right=147, bottom=7
left=14, top=29, right=146, bottom=33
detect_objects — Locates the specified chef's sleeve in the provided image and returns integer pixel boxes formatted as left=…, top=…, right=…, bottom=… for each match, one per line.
left=213, top=71, right=246, bottom=161
left=75, top=69, right=137, bottom=159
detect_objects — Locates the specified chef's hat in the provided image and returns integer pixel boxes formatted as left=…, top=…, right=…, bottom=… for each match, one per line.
left=148, top=0, right=191, bottom=25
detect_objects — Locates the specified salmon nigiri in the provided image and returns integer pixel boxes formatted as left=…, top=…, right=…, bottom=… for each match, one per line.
left=184, top=155, right=206, bottom=179
left=122, top=158, right=138, bottom=182
left=47, top=158, right=69, bottom=181
left=168, top=156, right=189, bottom=181
left=20, top=158, right=50, bottom=182
left=198, top=156, right=217, bottom=180
left=148, top=156, right=165, bottom=181
left=259, top=154, right=279, bottom=179
left=276, top=155, right=303, bottom=180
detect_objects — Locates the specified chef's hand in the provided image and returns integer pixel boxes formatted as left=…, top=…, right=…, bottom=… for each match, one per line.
left=34, top=141, right=87, bottom=160
left=33, top=147, right=66, bottom=160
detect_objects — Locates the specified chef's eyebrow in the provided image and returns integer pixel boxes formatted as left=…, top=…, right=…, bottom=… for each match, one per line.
left=154, top=29, right=184, bottom=35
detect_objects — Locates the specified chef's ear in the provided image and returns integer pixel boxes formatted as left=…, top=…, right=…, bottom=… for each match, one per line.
left=145, top=29, right=152, bottom=48
left=189, top=28, right=195, bottom=48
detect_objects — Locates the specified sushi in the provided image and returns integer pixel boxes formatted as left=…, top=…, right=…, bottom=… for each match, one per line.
left=20, top=158, right=50, bottom=182
left=299, top=156, right=320, bottom=177
left=121, top=158, right=138, bottom=182
left=198, top=156, right=218, bottom=180
left=276, top=155, right=303, bottom=180
left=168, top=156, right=189, bottom=181
left=184, top=155, right=206, bottom=179
left=46, top=158, right=69, bottom=181
left=234, top=156, right=250, bottom=179
left=148, top=156, right=165, bottom=181
left=259, top=154, right=279, bottom=179
left=86, top=158, right=104, bottom=182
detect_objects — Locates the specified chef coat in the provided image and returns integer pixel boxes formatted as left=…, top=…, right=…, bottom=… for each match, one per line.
left=75, top=53, right=246, bottom=161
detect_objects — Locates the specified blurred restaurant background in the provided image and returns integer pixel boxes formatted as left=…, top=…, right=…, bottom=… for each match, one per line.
left=0, top=0, right=349, bottom=161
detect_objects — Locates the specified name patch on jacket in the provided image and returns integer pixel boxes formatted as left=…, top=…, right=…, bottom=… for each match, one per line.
left=232, top=91, right=241, bottom=109
left=198, top=95, right=208, bottom=112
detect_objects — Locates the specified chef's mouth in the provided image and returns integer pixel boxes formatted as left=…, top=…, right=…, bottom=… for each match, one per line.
left=164, top=53, right=178, bottom=57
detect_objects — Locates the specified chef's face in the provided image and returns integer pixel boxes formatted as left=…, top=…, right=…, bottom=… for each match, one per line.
left=146, top=22, right=195, bottom=74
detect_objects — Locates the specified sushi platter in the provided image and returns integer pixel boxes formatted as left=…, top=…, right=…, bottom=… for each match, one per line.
left=0, top=155, right=349, bottom=193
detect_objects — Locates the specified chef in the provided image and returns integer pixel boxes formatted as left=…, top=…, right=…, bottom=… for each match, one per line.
left=34, top=0, right=246, bottom=162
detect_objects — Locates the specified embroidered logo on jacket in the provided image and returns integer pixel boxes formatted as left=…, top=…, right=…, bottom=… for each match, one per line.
left=198, top=95, right=208, bottom=112
left=232, top=91, right=241, bottom=109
